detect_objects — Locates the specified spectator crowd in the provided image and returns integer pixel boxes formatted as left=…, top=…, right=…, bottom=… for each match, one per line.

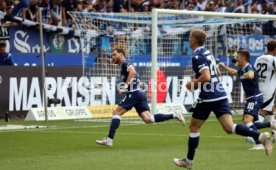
left=0, top=0, right=275, bottom=27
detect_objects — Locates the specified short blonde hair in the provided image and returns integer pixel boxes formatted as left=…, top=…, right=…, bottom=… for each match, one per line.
left=191, top=29, right=207, bottom=46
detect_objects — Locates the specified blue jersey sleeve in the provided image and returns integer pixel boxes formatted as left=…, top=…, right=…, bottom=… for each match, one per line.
left=121, top=62, right=128, bottom=72
left=122, top=61, right=134, bottom=72
left=6, top=54, right=14, bottom=66
left=194, top=55, right=209, bottom=73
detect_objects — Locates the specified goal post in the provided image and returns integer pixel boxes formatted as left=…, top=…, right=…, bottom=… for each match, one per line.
left=69, top=10, right=276, bottom=121
left=151, top=9, right=276, bottom=114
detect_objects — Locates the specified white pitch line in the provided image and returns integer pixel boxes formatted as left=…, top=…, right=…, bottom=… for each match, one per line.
left=0, top=117, right=243, bottom=134
left=26, top=129, right=244, bottom=139
left=0, top=123, right=139, bottom=133
left=0, top=122, right=244, bottom=140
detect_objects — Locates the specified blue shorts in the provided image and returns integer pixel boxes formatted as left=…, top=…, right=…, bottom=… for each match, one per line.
left=243, top=95, right=263, bottom=122
left=118, top=90, right=150, bottom=115
left=190, top=98, right=231, bottom=121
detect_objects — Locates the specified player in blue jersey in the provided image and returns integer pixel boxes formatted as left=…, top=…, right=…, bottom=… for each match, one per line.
left=96, top=48, right=185, bottom=147
left=0, top=40, right=14, bottom=66
left=173, top=29, right=272, bottom=169
left=220, top=49, right=276, bottom=150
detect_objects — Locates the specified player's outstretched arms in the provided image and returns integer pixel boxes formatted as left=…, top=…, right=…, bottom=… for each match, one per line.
left=219, top=62, right=238, bottom=75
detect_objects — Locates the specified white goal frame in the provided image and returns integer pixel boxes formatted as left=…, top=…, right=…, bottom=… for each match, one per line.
left=151, top=9, right=276, bottom=114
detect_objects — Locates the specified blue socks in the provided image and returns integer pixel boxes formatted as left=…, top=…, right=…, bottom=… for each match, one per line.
left=108, top=115, right=121, bottom=139
left=232, top=124, right=260, bottom=139
left=187, top=133, right=200, bottom=161
left=246, top=123, right=261, bottom=144
left=254, top=122, right=271, bottom=129
left=151, top=114, right=174, bottom=123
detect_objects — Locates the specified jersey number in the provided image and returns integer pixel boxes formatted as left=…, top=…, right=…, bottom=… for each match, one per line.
left=247, top=102, right=255, bottom=110
left=207, top=54, right=218, bottom=82
left=256, top=63, right=267, bottom=78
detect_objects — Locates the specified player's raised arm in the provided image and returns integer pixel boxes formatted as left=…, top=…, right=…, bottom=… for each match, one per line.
left=219, top=62, right=238, bottom=75
left=125, top=65, right=136, bottom=86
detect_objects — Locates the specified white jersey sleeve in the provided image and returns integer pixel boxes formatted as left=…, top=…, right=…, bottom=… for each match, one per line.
left=254, top=54, right=276, bottom=98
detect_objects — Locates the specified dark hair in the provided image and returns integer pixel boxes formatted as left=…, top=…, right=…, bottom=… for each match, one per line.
left=237, top=50, right=250, bottom=62
left=0, top=40, right=6, bottom=46
left=191, top=29, right=206, bottom=46
left=112, top=48, right=126, bottom=57
left=267, top=40, right=276, bottom=52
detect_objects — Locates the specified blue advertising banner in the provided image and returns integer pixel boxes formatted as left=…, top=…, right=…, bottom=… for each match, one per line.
left=7, top=27, right=267, bottom=66
left=226, top=35, right=265, bottom=57
left=9, top=27, right=81, bottom=54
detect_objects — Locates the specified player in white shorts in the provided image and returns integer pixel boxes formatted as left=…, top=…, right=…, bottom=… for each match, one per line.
left=253, top=40, right=276, bottom=143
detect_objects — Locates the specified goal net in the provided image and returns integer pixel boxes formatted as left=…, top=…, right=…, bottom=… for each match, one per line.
left=69, top=10, right=276, bottom=121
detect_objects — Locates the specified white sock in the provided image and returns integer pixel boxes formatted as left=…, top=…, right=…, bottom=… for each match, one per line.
left=257, top=114, right=265, bottom=123
left=150, top=115, right=155, bottom=123
left=268, top=114, right=275, bottom=122
left=173, top=113, right=177, bottom=119
left=186, top=158, right=192, bottom=163
left=106, top=137, right=113, bottom=142
left=232, top=124, right=237, bottom=134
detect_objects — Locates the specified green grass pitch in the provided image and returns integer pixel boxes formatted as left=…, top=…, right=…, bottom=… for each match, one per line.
left=0, top=115, right=275, bottom=170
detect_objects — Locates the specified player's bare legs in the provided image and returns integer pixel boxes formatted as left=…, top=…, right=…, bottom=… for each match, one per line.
left=254, top=108, right=276, bottom=131
left=217, top=114, right=235, bottom=134
left=218, top=114, right=272, bottom=155
left=174, top=114, right=273, bottom=168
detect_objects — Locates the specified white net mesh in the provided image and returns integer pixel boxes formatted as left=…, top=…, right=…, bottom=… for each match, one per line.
left=69, top=11, right=275, bottom=121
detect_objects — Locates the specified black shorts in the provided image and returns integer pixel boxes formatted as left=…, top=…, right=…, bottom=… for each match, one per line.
left=118, top=90, right=150, bottom=115
left=243, top=95, right=263, bottom=122
left=190, top=98, right=232, bottom=121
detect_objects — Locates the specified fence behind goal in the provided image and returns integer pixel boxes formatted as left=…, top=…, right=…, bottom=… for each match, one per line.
left=69, top=10, right=276, bottom=121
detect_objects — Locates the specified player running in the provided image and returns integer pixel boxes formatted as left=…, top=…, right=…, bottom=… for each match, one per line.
left=96, top=48, right=185, bottom=147
left=220, top=49, right=275, bottom=150
left=173, top=29, right=272, bottom=169
left=253, top=40, right=276, bottom=142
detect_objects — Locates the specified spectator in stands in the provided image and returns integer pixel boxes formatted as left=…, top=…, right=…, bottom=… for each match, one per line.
left=50, top=0, right=62, bottom=26
left=171, top=0, right=181, bottom=9
left=40, top=0, right=51, bottom=24
left=195, top=0, right=207, bottom=11
left=216, top=0, right=227, bottom=12
left=26, top=0, right=39, bottom=22
left=149, top=0, right=161, bottom=10
left=141, top=0, right=150, bottom=12
left=76, top=0, right=85, bottom=12
left=113, top=0, right=126, bottom=12
left=0, top=40, right=14, bottom=66
left=186, top=4, right=195, bottom=11
left=12, top=0, right=29, bottom=19
left=250, top=1, right=259, bottom=14
left=0, top=1, right=15, bottom=26
left=205, top=1, right=216, bottom=11
left=233, top=0, right=246, bottom=13
left=267, top=2, right=275, bottom=14
left=0, top=0, right=7, bottom=14
left=106, top=0, right=113, bottom=12
left=131, top=0, right=143, bottom=12
left=62, top=0, right=77, bottom=26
